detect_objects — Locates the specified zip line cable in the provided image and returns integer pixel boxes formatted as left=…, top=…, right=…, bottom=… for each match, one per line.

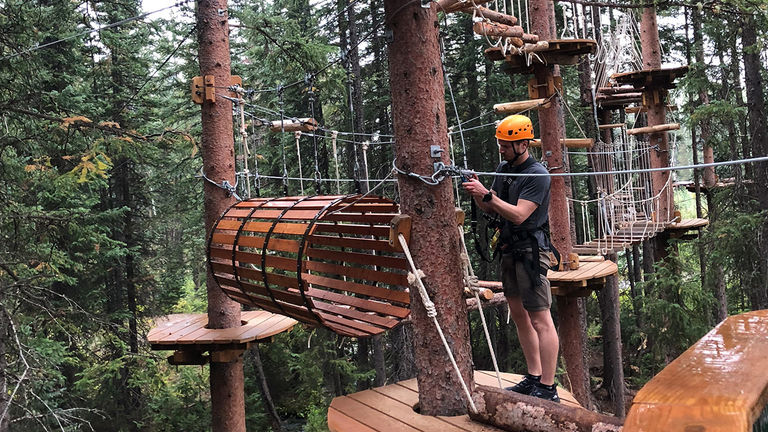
left=0, top=0, right=192, bottom=61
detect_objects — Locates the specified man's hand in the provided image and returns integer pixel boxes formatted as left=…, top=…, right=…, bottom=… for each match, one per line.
left=461, top=174, right=489, bottom=200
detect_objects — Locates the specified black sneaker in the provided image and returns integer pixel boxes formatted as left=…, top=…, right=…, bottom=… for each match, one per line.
left=504, top=375, right=540, bottom=395
left=529, top=383, right=560, bottom=403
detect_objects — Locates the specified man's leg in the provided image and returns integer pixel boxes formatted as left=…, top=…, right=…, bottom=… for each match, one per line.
left=528, top=309, right=559, bottom=385
left=507, top=296, right=541, bottom=376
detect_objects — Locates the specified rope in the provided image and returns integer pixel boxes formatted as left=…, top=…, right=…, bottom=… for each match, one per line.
left=294, top=131, right=305, bottom=194
left=457, top=226, right=503, bottom=389
left=397, top=234, right=478, bottom=414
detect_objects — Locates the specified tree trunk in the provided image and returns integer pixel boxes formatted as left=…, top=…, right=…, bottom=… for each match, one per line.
left=0, top=307, right=8, bottom=432
left=196, top=2, right=246, bottom=431
left=372, top=335, right=387, bottom=387
left=598, top=253, right=626, bottom=418
left=247, top=346, right=283, bottom=431
left=743, top=15, right=768, bottom=309
left=384, top=0, right=473, bottom=414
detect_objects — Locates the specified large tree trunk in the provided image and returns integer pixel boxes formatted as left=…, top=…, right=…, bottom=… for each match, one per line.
left=385, top=0, right=473, bottom=415
left=742, top=15, right=768, bottom=310
left=197, top=2, right=246, bottom=431
left=598, top=253, right=626, bottom=417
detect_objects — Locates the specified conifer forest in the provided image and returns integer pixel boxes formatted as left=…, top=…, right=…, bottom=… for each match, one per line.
left=1, top=0, right=768, bottom=431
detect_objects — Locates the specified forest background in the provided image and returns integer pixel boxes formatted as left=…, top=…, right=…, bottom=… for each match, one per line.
left=1, top=0, right=767, bottom=430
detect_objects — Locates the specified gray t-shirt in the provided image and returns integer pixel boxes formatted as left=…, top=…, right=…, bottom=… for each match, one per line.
left=491, top=156, right=551, bottom=250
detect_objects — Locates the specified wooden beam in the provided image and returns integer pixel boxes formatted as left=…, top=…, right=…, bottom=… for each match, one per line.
left=529, top=138, right=594, bottom=148
left=473, top=21, right=523, bottom=38
left=466, top=6, right=518, bottom=25
left=269, top=117, right=318, bottom=132
left=598, top=123, right=625, bottom=130
left=625, top=104, right=677, bottom=114
left=469, top=385, right=623, bottom=432
left=598, top=85, right=644, bottom=94
left=436, top=0, right=492, bottom=13
left=626, top=123, right=680, bottom=136
left=493, top=98, right=546, bottom=113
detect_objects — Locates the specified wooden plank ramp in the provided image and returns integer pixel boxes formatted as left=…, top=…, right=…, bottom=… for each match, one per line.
left=624, top=310, right=768, bottom=432
left=147, top=310, right=297, bottom=351
left=328, top=371, right=580, bottom=432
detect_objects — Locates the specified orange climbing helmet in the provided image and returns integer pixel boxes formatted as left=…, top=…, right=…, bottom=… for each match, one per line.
left=495, top=114, right=534, bottom=141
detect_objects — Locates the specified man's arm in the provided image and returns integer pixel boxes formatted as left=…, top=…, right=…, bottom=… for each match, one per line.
left=462, top=177, right=538, bottom=223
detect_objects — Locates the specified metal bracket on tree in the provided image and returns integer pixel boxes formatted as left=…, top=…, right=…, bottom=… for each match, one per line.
left=191, top=75, right=242, bottom=104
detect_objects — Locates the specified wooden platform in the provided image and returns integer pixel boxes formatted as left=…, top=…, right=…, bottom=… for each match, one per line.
left=611, top=66, right=689, bottom=89
left=484, top=39, right=597, bottom=74
left=624, top=310, right=768, bottom=432
left=677, top=179, right=752, bottom=193
left=475, top=256, right=617, bottom=297
left=328, top=370, right=580, bottom=432
left=147, top=310, right=297, bottom=351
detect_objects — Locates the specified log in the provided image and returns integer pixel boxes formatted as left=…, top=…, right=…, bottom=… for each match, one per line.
left=596, top=92, right=643, bottom=101
left=466, top=292, right=508, bottom=311
left=598, top=86, right=643, bottom=94
left=493, top=98, right=546, bottom=113
left=625, top=105, right=676, bottom=114
left=469, top=6, right=518, bottom=26
left=469, top=385, right=624, bottom=432
left=529, top=138, right=594, bottom=148
left=598, top=123, right=625, bottom=130
left=269, top=118, right=318, bottom=132
left=626, top=123, right=680, bottom=136
left=436, top=0, right=492, bottom=13
left=473, top=22, right=524, bottom=38
left=464, top=286, right=495, bottom=300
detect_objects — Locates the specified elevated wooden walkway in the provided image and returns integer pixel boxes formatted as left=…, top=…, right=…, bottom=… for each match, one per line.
left=328, top=370, right=580, bottom=432
left=611, top=66, right=689, bottom=89
left=484, top=39, right=597, bottom=74
left=573, top=218, right=708, bottom=255
left=624, top=310, right=768, bottom=432
left=148, top=311, right=297, bottom=355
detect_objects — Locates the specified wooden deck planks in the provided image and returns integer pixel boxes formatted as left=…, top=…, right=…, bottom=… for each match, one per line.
left=148, top=311, right=297, bottom=348
left=624, top=310, right=768, bottom=432
left=329, top=371, right=581, bottom=432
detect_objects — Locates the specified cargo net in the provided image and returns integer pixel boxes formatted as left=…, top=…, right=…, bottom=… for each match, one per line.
left=208, top=195, right=411, bottom=338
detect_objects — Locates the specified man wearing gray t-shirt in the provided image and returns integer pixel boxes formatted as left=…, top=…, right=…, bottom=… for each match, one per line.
left=462, top=114, right=559, bottom=402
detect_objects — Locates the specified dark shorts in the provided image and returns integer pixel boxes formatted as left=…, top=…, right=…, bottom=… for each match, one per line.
left=500, top=249, right=552, bottom=312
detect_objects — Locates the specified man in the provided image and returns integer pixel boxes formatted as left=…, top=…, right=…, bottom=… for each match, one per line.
left=462, top=114, right=559, bottom=402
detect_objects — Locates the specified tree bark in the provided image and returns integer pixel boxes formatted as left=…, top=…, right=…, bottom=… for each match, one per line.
left=742, top=15, right=768, bottom=309
left=384, top=0, right=473, bottom=415
left=197, top=2, right=246, bottom=431
left=247, top=346, right=283, bottom=431
left=0, top=306, right=8, bottom=432
left=597, top=253, right=626, bottom=418
left=469, top=385, right=623, bottom=432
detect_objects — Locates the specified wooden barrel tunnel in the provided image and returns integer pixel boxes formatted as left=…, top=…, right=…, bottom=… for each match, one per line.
left=207, top=195, right=411, bottom=338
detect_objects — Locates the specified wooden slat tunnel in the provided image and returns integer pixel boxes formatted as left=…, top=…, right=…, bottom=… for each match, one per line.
left=208, top=195, right=410, bottom=338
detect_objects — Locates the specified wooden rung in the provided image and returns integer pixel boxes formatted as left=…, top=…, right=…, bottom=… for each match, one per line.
left=467, top=6, right=517, bottom=26
left=596, top=92, right=643, bottom=101
left=529, top=138, right=594, bottom=148
left=269, top=118, right=318, bottom=132
left=597, top=86, right=642, bottom=94
left=598, top=123, right=625, bottom=130
left=473, top=22, right=523, bottom=38
left=493, top=98, right=546, bottom=113
left=436, top=0, right=492, bottom=13
left=625, top=105, right=677, bottom=114
left=626, top=123, right=680, bottom=136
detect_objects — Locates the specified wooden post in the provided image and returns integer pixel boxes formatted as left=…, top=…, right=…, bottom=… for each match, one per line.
left=384, top=0, right=473, bottom=415
left=640, top=5, right=672, bottom=260
left=196, top=2, right=246, bottom=432
left=529, top=0, right=593, bottom=409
